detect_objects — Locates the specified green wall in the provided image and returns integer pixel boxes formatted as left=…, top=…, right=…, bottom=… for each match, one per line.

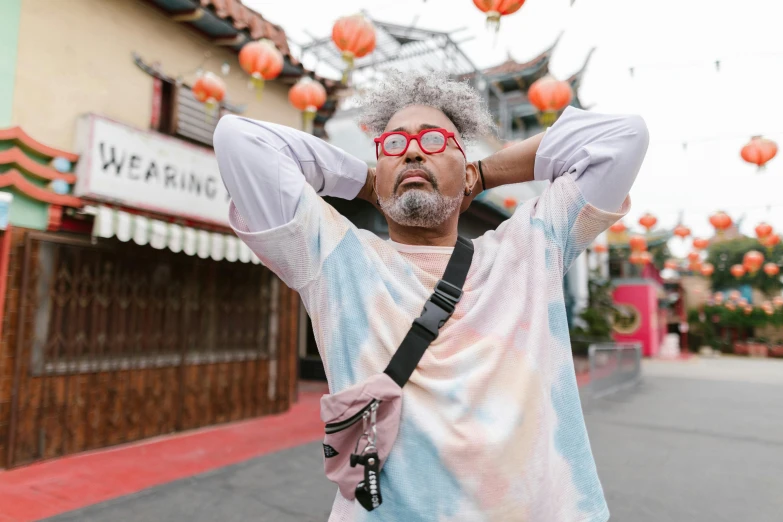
left=0, top=0, right=22, bottom=127
left=0, top=188, right=49, bottom=230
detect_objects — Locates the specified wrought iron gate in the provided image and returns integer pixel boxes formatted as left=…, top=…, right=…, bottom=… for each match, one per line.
left=6, top=231, right=298, bottom=468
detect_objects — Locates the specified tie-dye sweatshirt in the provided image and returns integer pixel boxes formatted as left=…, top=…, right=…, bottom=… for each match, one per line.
left=214, top=107, right=648, bottom=522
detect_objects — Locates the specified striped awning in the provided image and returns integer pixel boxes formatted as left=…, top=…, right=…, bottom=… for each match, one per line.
left=92, top=205, right=261, bottom=264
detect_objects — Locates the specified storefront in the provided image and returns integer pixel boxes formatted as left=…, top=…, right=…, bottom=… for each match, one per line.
left=0, top=118, right=300, bottom=469
left=0, top=0, right=319, bottom=469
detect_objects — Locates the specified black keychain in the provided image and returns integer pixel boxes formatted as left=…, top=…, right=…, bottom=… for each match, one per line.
left=354, top=451, right=382, bottom=511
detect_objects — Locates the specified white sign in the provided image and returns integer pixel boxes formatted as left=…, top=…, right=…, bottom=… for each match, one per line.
left=75, top=114, right=230, bottom=226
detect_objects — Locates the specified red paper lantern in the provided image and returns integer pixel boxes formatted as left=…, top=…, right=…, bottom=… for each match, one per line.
left=709, top=211, right=732, bottom=233
left=239, top=40, right=284, bottom=94
left=741, top=136, right=778, bottom=169
left=692, top=238, right=709, bottom=250
left=764, top=262, right=780, bottom=277
left=687, top=251, right=701, bottom=263
left=289, top=77, right=327, bottom=120
left=629, top=235, right=647, bottom=252
left=673, top=225, right=691, bottom=239
left=528, top=76, right=573, bottom=126
left=609, top=221, right=627, bottom=234
left=332, top=14, right=376, bottom=83
left=763, top=233, right=781, bottom=249
left=192, top=72, right=226, bottom=110
left=664, top=259, right=679, bottom=270
left=743, top=250, right=765, bottom=273
left=755, top=222, right=773, bottom=240
left=472, top=0, right=526, bottom=31
left=700, top=263, right=715, bottom=277
left=730, top=264, right=746, bottom=279
left=593, top=243, right=608, bottom=254
left=638, top=213, right=657, bottom=232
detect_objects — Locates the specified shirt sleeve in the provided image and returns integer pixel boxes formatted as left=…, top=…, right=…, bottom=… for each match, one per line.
left=533, top=106, right=649, bottom=213
left=213, top=114, right=368, bottom=232
left=213, top=115, right=367, bottom=290
left=526, top=107, right=648, bottom=274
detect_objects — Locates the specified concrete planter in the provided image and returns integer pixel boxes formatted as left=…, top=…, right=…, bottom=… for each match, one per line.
left=747, top=343, right=769, bottom=358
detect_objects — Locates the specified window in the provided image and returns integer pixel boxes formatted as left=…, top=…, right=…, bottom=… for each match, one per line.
left=152, top=78, right=237, bottom=148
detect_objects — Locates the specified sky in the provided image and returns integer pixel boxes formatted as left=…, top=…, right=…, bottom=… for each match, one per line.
left=245, top=0, right=783, bottom=257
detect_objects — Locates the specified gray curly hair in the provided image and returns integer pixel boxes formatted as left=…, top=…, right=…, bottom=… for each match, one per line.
left=357, top=70, right=496, bottom=143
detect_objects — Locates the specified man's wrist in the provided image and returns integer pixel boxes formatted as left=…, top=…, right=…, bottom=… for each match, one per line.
left=356, top=166, right=376, bottom=204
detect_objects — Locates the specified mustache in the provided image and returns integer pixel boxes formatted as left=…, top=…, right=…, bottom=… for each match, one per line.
left=393, top=164, right=438, bottom=192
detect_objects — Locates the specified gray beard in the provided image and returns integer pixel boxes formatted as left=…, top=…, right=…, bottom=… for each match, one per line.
left=379, top=188, right=462, bottom=228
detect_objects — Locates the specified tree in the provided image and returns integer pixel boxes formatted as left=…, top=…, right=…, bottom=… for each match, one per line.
left=570, top=277, right=617, bottom=355
left=707, top=237, right=783, bottom=295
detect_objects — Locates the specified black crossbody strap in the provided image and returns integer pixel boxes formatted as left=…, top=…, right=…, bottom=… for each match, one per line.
left=384, top=236, right=474, bottom=387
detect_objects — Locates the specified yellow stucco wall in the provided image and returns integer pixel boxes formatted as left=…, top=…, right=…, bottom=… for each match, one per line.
left=12, top=0, right=300, bottom=151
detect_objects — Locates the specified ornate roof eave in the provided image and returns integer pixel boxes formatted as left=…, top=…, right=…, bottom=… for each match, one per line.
left=0, top=169, right=83, bottom=207
left=0, top=147, right=76, bottom=183
left=0, top=127, right=79, bottom=162
left=566, top=47, right=596, bottom=86
left=608, top=230, right=674, bottom=248
left=566, top=47, right=595, bottom=109
left=139, top=0, right=296, bottom=64
left=481, top=33, right=562, bottom=79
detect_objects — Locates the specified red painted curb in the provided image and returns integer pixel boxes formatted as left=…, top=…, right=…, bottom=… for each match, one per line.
left=0, top=389, right=325, bottom=522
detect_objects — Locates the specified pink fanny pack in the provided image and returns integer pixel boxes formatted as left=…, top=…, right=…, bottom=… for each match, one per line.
left=319, top=237, right=474, bottom=512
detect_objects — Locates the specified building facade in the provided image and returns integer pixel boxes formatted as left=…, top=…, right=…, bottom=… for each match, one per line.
left=0, top=0, right=331, bottom=469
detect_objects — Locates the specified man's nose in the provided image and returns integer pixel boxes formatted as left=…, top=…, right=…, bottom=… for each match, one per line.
left=404, top=138, right=425, bottom=163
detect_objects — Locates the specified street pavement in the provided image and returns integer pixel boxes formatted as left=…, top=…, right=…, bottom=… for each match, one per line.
left=47, top=357, right=783, bottom=522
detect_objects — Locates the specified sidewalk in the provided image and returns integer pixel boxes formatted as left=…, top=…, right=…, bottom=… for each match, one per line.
left=0, top=372, right=594, bottom=522
left=0, top=383, right=328, bottom=522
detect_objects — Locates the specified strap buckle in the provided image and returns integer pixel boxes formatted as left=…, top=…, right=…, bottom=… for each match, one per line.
left=413, top=279, right=463, bottom=339
left=433, top=280, right=463, bottom=312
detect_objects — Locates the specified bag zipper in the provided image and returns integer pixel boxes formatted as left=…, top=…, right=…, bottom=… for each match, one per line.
left=324, top=399, right=381, bottom=434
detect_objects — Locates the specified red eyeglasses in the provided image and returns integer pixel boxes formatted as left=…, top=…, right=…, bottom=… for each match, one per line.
left=374, top=128, right=466, bottom=159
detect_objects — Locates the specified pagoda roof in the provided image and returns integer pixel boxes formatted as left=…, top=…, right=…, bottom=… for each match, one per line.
left=0, top=147, right=76, bottom=183
left=0, top=170, right=82, bottom=207
left=608, top=229, right=673, bottom=248
left=477, top=37, right=595, bottom=100
left=0, top=126, right=82, bottom=209
left=0, top=127, right=79, bottom=162
left=481, top=35, right=561, bottom=79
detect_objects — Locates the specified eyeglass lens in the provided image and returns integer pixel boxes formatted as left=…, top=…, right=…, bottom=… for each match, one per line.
left=383, top=130, right=446, bottom=155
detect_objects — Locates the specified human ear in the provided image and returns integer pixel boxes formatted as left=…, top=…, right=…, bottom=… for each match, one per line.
left=465, top=161, right=479, bottom=194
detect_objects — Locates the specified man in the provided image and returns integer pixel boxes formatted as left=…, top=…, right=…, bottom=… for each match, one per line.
left=214, top=71, right=648, bottom=522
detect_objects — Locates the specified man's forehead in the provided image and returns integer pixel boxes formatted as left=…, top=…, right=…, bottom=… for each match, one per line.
left=384, top=105, right=459, bottom=135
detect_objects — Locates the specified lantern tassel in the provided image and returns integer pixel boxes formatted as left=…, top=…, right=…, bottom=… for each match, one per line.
left=251, top=75, right=265, bottom=100
left=302, top=107, right=317, bottom=133
left=204, top=98, right=218, bottom=123
left=538, top=111, right=558, bottom=128
left=341, top=52, right=355, bottom=86
left=486, top=11, right=501, bottom=33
